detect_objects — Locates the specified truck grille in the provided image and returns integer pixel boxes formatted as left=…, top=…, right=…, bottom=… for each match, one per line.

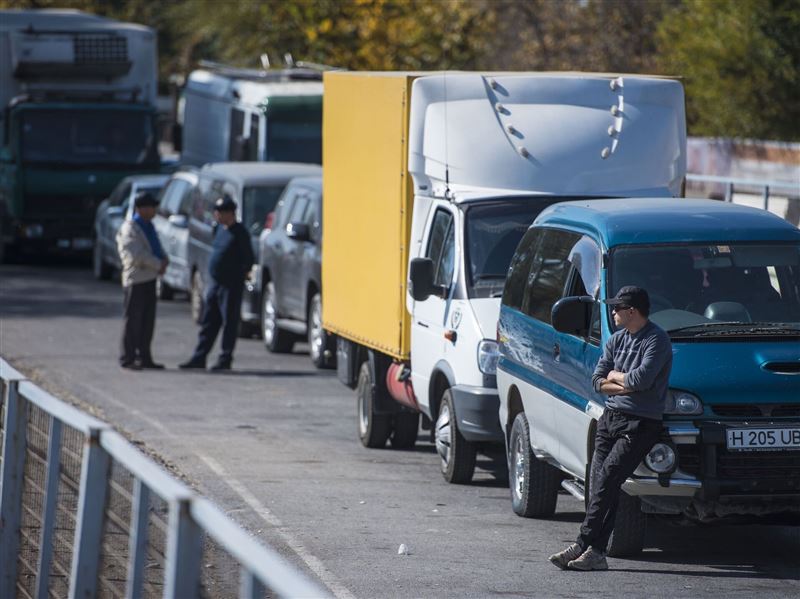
left=74, top=35, right=128, bottom=64
left=676, top=444, right=701, bottom=476
left=676, top=444, right=800, bottom=479
left=711, top=404, right=800, bottom=418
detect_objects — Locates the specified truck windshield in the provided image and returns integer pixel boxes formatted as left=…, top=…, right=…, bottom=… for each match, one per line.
left=20, top=110, right=156, bottom=166
left=264, top=97, right=322, bottom=164
left=464, top=198, right=560, bottom=299
left=610, top=243, right=800, bottom=336
left=242, top=185, right=286, bottom=236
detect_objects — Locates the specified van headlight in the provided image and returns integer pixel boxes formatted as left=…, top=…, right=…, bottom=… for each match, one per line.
left=645, top=442, right=676, bottom=474
left=477, top=340, right=500, bottom=375
left=664, top=390, right=703, bottom=416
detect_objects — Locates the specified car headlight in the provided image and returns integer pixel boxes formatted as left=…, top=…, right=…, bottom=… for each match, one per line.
left=664, top=389, right=703, bottom=416
left=645, top=442, right=676, bottom=473
left=477, top=340, right=500, bottom=375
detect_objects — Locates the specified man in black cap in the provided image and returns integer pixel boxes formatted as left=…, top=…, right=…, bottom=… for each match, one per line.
left=116, top=191, right=169, bottom=370
left=549, top=286, right=672, bottom=571
left=179, top=195, right=254, bottom=371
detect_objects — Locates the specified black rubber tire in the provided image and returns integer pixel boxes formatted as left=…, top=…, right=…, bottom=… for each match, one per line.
left=237, top=320, right=259, bottom=338
left=606, top=492, right=647, bottom=557
left=190, top=270, right=204, bottom=324
left=356, top=362, right=391, bottom=448
left=308, top=293, right=335, bottom=369
left=508, top=413, right=560, bottom=517
left=435, top=389, right=477, bottom=484
left=157, top=277, right=174, bottom=300
left=390, top=412, right=419, bottom=449
left=262, top=282, right=295, bottom=353
left=92, top=240, right=113, bottom=280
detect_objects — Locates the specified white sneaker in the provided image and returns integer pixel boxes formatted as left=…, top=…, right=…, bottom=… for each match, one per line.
left=548, top=543, right=584, bottom=570
left=567, top=547, right=608, bottom=571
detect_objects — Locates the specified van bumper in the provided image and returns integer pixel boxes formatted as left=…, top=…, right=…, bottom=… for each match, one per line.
left=450, top=385, right=504, bottom=443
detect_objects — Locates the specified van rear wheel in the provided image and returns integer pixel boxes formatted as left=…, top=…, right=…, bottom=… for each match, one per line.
left=356, top=362, right=391, bottom=448
left=508, top=413, right=560, bottom=517
left=435, top=390, right=476, bottom=484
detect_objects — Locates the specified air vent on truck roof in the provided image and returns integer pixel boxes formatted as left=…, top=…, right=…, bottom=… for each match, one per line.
left=197, top=60, right=324, bottom=82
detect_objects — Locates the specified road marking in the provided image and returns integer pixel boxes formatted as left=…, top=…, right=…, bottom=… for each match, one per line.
left=198, top=454, right=356, bottom=599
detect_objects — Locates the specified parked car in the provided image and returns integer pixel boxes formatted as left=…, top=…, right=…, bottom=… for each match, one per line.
left=153, top=168, right=200, bottom=300
left=183, top=162, right=322, bottom=325
left=92, top=174, right=169, bottom=280
left=256, top=175, right=334, bottom=367
left=496, top=197, right=800, bottom=557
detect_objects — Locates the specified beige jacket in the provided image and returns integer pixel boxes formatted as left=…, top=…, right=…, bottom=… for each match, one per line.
left=116, top=219, right=163, bottom=287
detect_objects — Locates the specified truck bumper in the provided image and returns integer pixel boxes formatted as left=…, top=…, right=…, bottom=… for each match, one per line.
left=450, top=385, right=504, bottom=443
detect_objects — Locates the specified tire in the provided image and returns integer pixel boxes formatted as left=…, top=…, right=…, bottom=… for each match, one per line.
left=157, top=277, right=174, bottom=300
left=92, top=240, right=112, bottom=280
left=435, top=390, right=477, bottom=484
left=356, top=362, right=391, bottom=448
left=238, top=320, right=258, bottom=338
left=391, top=412, right=419, bottom=449
left=190, top=270, right=204, bottom=323
left=308, top=293, right=335, bottom=369
left=261, top=282, right=294, bottom=353
left=606, top=493, right=647, bottom=557
left=508, top=412, right=560, bottom=517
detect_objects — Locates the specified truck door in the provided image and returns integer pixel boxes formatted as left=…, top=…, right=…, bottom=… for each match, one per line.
left=411, top=206, right=457, bottom=414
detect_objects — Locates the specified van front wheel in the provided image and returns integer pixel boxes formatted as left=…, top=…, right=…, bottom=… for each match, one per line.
left=606, top=493, right=646, bottom=557
left=508, top=413, right=560, bottom=517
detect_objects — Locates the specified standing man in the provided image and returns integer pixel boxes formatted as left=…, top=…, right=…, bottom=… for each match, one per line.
left=549, top=286, right=672, bottom=571
left=117, top=191, right=168, bottom=370
left=179, top=196, right=254, bottom=371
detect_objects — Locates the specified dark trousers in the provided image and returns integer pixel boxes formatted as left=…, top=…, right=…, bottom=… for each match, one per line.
left=190, top=280, right=243, bottom=364
left=120, top=279, right=157, bottom=365
left=577, top=408, right=663, bottom=552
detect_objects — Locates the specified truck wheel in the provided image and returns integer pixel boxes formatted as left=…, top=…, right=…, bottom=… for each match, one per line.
left=391, top=412, right=419, bottom=449
left=92, top=241, right=112, bottom=280
left=190, top=270, right=204, bottom=323
left=508, top=413, right=560, bottom=517
left=262, top=282, right=294, bottom=353
left=357, top=362, right=391, bottom=448
left=435, top=390, right=477, bottom=484
left=606, top=493, right=646, bottom=557
left=308, top=293, right=335, bottom=369
left=157, top=277, right=174, bottom=300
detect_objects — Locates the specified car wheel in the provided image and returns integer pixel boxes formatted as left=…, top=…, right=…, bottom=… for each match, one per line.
left=606, top=493, right=647, bottom=557
left=92, top=240, right=112, bottom=280
left=356, top=362, right=391, bottom=448
left=156, top=277, right=174, bottom=300
left=391, top=412, right=419, bottom=449
left=190, top=270, right=204, bottom=323
left=435, top=389, right=477, bottom=484
left=261, top=282, right=294, bottom=353
left=308, top=293, right=335, bottom=369
left=508, top=412, right=560, bottom=517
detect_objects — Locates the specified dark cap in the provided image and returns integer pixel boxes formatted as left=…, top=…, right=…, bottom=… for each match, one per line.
left=133, top=191, right=158, bottom=208
left=603, top=285, right=650, bottom=313
left=213, top=195, right=237, bottom=213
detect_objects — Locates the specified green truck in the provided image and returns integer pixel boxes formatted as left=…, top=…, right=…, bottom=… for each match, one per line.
left=0, top=9, right=160, bottom=260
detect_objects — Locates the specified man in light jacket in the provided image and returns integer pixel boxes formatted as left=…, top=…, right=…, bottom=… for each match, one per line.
left=116, top=191, right=169, bottom=370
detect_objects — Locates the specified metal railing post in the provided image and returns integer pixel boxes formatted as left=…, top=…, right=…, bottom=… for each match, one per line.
left=125, top=479, right=150, bottom=599
left=725, top=181, right=734, bottom=202
left=0, top=380, right=27, bottom=599
left=69, top=426, right=111, bottom=598
left=164, top=496, right=203, bottom=599
left=763, top=185, right=770, bottom=211
left=240, top=569, right=266, bottom=599
left=35, top=417, right=62, bottom=599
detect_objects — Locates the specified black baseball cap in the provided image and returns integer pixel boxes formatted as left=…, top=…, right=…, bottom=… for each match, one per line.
left=213, top=195, right=237, bottom=212
left=603, top=285, right=650, bottom=313
left=133, top=191, right=158, bottom=208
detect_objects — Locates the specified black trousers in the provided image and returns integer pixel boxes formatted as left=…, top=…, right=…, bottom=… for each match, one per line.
left=190, top=281, right=243, bottom=364
left=577, top=408, right=663, bottom=553
left=120, top=279, right=157, bottom=365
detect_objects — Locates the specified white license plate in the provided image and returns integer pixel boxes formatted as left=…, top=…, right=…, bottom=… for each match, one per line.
left=726, top=427, right=800, bottom=451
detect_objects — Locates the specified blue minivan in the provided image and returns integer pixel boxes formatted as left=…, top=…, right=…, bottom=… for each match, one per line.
left=496, top=198, right=800, bottom=556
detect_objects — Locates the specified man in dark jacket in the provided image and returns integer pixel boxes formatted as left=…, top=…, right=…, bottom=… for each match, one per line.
left=549, top=286, right=672, bottom=571
left=179, top=196, right=255, bottom=371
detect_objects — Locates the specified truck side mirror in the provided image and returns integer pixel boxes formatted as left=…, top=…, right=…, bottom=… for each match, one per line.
left=409, top=257, right=436, bottom=301
left=552, top=296, right=595, bottom=336
left=286, top=222, right=311, bottom=242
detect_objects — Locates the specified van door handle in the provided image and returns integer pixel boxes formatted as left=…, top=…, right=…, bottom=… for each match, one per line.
left=553, top=343, right=560, bottom=359
left=417, top=321, right=429, bottom=328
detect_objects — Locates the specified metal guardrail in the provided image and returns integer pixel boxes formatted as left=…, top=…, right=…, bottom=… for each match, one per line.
left=0, top=358, right=329, bottom=599
left=686, top=173, right=800, bottom=212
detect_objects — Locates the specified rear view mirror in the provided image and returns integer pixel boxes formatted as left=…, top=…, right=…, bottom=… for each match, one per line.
left=168, top=214, right=189, bottom=228
left=409, top=257, right=436, bottom=301
left=286, top=222, right=311, bottom=242
left=552, top=296, right=595, bottom=336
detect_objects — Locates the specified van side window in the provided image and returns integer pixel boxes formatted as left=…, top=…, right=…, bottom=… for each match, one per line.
left=522, top=228, right=581, bottom=324
left=502, top=228, right=541, bottom=311
left=159, top=179, right=188, bottom=216
left=426, top=209, right=455, bottom=288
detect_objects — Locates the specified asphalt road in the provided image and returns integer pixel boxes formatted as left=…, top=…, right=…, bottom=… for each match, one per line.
left=1, top=260, right=799, bottom=598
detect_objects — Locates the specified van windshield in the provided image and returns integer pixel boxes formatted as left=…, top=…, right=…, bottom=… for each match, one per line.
left=464, top=198, right=561, bottom=299
left=242, top=185, right=286, bottom=236
left=609, top=243, right=800, bottom=337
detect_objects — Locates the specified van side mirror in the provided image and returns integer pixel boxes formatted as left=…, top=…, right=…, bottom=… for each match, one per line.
left=286, top=222, right=311, bottom=242
left=552, top=296, right=595, bottom=336
left=409, top=257, right=438, bottom=301
left=168, top=214, right=189, bottom=228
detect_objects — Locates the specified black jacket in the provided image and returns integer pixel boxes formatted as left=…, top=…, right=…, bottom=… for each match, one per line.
left=208, top=222, right=255, bottom=287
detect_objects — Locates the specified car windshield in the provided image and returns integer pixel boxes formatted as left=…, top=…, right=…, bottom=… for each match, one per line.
left=464, top=198, right=560, bottom=298
left=21, top=110, right=157, bottom=166
left=242, top=185, right=286, bottom=236
left=610, top=243, right=800, bottom=337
